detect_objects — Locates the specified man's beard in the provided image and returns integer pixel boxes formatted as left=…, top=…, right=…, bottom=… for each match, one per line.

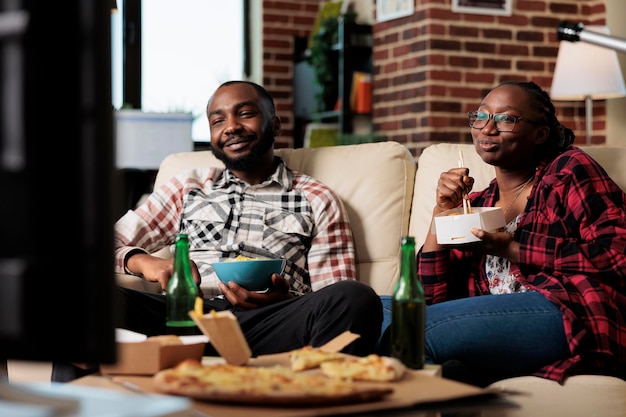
left=212, top=125, right=274, bottom=172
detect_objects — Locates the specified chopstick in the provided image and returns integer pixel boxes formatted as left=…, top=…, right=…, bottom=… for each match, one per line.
left=458, top=150, right=471, bottom=215
left=104, top=375, right=145, bottom=395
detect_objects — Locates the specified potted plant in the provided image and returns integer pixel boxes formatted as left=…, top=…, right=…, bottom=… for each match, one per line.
left=308, top=12, right=357, bottom=112
left=309, top=16, right=338, bottom=112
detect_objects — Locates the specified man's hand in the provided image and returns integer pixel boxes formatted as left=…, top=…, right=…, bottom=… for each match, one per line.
left=218, top=273, right=293, bottom=310
left=126, top=252, right=203, bottom=296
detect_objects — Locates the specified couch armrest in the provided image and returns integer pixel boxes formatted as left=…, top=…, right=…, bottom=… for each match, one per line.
left=115, top=273, right=163, bottom=293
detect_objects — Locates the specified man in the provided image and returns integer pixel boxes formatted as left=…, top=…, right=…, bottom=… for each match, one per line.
left=52, top=80, right=382, bottom=382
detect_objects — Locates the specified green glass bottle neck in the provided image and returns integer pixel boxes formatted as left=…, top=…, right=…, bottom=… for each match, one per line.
left=395, top=236, right=421, bottom=297
left=399, top=237, right=416, bottom=280
left=171, top=234, right=196, bottom=288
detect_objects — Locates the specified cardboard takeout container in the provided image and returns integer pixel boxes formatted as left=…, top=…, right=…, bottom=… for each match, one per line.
left=100, top=333, right=206, bottom=375
left=433, top=207, right=506, bottom=244
left=100, top=312, right=356, bottom=375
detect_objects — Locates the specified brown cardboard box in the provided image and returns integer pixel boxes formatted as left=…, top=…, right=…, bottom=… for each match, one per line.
left=81, top=329, right=516, bottom=416
left=100, top=339, right=205, bottom=375
left=191, top=310, right=251, bottom=365
left=87, top=355, right=515, bottom=417
left=190, top=310, right=362, bottom=365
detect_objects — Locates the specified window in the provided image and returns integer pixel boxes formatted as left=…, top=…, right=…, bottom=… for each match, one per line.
left=112, top=0, right=245, bottom=142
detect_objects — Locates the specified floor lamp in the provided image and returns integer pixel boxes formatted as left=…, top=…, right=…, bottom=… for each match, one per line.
left=550, top=26, right=626, bottom=145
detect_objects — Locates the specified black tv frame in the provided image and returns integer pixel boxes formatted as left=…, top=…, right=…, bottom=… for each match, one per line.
left=0, top=0, right=118, bottom=366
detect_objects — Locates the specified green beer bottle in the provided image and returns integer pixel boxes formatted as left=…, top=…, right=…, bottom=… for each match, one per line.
left=166, top=234, right=199, bottom=335
left=390, top=236, right=425, bottom=369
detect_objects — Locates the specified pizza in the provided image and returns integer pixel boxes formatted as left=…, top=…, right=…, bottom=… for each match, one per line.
left=152, top=358, right=393, bottom=406
left=320, top=354, right=407, bottom=382
left=288, top=346, right=406, bottom=382
left=288, top=345, right=348, bottom=371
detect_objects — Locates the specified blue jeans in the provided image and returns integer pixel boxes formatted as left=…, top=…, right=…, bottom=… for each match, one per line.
left=378, top=292, right=570, bottom=386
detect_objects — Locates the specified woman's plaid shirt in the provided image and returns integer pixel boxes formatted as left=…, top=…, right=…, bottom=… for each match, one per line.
left=418, top=147, right=626, bottom=383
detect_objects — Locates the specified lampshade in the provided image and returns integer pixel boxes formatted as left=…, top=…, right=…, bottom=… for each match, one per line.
left=551, top=26, right=626, bottom=101
left=550, top=26, right=626, bottom=144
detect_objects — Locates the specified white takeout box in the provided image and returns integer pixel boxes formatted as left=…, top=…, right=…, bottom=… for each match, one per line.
left=433, top=207, right=506, bottom=244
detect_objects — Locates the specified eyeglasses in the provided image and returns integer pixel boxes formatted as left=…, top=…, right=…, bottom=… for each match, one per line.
left=468, top=110, right=538, bottom=132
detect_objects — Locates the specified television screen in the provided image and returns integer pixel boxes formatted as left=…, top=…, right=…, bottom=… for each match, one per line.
left=0, top=1, right=118, bottom=365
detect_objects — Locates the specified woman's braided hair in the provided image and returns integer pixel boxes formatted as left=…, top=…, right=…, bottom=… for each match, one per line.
left=495, top=80, right=575, bottom=159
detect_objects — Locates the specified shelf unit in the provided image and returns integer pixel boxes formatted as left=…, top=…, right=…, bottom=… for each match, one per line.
left=293, top=19, right=373, bottom=147
left=333, top=18, right=372, bottom=134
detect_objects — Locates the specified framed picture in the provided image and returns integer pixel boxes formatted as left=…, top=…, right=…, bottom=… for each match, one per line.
left=452, top=0, right=513, bottom=17
left=376, top=0, right=414, bottom=23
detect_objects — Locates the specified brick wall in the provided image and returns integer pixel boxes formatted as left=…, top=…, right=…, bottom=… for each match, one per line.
left=262, top=0, right=320, bottom=149
left=262, top=0, right=607, bottom=157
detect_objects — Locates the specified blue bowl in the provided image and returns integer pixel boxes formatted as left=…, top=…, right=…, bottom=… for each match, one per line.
left=213, top=258, right=285, bottom=291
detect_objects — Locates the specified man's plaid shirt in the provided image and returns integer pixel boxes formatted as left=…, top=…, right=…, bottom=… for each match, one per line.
left=114, top=158, right=357, bottom=297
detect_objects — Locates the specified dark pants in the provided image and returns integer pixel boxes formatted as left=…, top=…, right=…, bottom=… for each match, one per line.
left=52, top=280, right=383, bottom=382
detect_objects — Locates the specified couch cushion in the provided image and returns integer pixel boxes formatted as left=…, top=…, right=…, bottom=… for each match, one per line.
left=154, top=141, right=417, bottom=296
left=579, top=145, right=626, bottom=191
left=484, top=375, right=626, bottom=417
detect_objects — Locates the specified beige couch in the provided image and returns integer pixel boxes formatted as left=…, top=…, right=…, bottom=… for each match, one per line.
left=119, top=141, right=626, bottom=417
left=10, top=141, right=626, bottom=416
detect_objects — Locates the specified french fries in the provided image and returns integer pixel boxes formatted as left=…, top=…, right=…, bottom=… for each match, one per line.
left=228, top=255, right=261, bottom=261
left=194, top=296, right=203, bottom=317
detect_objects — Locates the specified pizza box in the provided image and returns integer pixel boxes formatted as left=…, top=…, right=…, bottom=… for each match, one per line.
left=80, top=331, right=518, bottom=416
left=100, top=329, right=207, bottom=375
left=86, top=357, right=518, bottom=417
left=190, top=310, right=252, bottom=365
left=433, top=206, right=506, bottom=244
left=190, top=310, right=361, bottom=366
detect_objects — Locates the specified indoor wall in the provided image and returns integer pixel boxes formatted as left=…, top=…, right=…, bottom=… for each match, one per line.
left=606, top=0, right=626, bottom=146
left=260, top=1, right=618, bottom=156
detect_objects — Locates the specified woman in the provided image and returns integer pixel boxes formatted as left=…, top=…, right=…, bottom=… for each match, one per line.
left=419, top=80, right=626, bottom=386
